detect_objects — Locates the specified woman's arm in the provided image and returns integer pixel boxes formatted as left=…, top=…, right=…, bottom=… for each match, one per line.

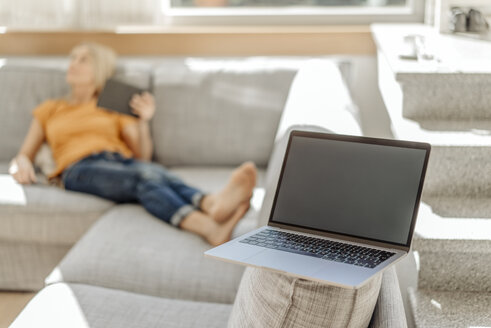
left=122, top=92, right=155, bottom=161
left=122, top=120, right=153, bottom=161
left=9, top=119, right=45, bottom=184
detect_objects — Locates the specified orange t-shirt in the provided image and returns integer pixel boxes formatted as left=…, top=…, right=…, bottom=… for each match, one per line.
left=33, top=99, right=138, bottom=178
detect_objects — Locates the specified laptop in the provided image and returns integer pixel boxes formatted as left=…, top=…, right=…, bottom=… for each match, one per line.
left=205, top=130, right=431, bottom=289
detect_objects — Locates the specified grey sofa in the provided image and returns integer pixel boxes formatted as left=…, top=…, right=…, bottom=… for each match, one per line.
left=0, top=57, right=407, bottom=327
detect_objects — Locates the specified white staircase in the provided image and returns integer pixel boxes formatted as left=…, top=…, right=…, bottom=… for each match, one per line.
left=408, top=288, right=491, bottom=327
left=372, top=23, right=491, bottom=327
left=388, top=91, right=491, bottom=327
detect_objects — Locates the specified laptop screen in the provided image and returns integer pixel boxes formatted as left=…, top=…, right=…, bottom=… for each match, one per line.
left=270, top=132, right=429, bottom=247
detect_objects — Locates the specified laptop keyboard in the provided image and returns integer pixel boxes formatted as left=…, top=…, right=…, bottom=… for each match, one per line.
left=240, top=229, right=395, bottom=269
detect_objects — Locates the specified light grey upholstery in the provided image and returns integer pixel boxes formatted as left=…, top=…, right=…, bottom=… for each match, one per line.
left=0, top=170, right=112, bottom=245
left=0, top=59, right=152, bottom=290
left=46, top=204, right=248, bottom=304
left=0, top=59, right=152, bottom=162
left=0, top=164, right=113, bottom=290
left=0, top=242, right=71, bottom=291
left=19, top=270, right=406, bottom=328
left=229, top=267, right=382, bottom=328
left=46, top=167, right=266, bottom=304
left=0, top=64, right=68, bottom=162
left=10, top=283, right=232, bottom=328
left=151, top=58, right=298, bottom=167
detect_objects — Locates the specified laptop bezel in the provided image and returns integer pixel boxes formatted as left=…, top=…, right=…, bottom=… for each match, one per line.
left=268, top=130, right=431, bottom=252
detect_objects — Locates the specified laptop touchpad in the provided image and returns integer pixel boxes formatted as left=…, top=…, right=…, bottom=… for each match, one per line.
left=247, top=249, right=325, bottom=276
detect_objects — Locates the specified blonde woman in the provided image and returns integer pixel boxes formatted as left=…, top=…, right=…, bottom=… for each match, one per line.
left=9, top=43, right=256, bottom=246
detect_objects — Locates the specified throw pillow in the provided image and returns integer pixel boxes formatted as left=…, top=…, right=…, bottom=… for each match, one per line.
left=228, top=267, right=382, bottom=328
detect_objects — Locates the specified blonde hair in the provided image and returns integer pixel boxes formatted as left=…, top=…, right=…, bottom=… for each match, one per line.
left=71, top=42, right=117, bottom=94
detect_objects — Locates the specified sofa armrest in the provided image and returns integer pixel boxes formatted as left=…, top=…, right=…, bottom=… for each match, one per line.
left=274, top=59, right=362, bottom=142
left=369, top=266, right=408, bottom=328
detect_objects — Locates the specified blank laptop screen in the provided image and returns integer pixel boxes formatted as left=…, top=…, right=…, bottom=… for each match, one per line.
left=270, top=135, right=427, bottom=246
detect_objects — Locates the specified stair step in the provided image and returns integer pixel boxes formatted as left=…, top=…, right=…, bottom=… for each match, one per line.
left=373, top=23, right=491, bottom=121
left=399, top=77, right=491, bottom=121
left=389, top=117, right=491, bottom=197
left=422, top=195, right=491, bottom=219
left=413, top=202, right=491, bottom=292
left=408, top=288, right=491, bottom=328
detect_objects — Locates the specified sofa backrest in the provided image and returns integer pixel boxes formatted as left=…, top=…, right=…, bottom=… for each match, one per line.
left=0, top=62, right=68, bottom=162
left=0, top=57, right=299, bottom=168
left=0, top=58, right=152, bottom=162
left=150, top=58, right=298, bottom=168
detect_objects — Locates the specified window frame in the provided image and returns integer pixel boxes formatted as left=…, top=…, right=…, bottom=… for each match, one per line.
left=163, top=0, right=425, bottom=25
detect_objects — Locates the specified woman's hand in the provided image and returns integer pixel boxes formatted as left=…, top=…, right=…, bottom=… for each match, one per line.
left=9, top=154, right=37, bottom=184
left=130, top=92, right=155, bottom=122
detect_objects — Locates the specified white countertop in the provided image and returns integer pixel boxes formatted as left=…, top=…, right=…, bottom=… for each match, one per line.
left=371, top=23, right=491, bottom=75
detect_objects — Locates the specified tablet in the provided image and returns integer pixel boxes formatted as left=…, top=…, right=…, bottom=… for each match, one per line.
left=97, top=79, right=146, bottom=117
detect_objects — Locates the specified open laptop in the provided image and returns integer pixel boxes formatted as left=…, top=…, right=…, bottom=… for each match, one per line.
left=205, top=130, right=431, bottom=289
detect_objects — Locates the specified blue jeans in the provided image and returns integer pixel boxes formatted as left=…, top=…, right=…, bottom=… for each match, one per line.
left=62, top=152, right=204, bottom=227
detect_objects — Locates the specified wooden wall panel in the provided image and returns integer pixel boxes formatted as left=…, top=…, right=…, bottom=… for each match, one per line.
left=0, top=26, right=375, bottom=56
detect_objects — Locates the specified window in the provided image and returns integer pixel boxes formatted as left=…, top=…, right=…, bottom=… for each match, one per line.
left=0, top=0, right=424, bottom=30
left=172, top=0, right=407, bottom=8
left=166, top=0, right=424, bottom=25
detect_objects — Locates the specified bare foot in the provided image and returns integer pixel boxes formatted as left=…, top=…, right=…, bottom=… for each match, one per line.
left=203, top=162, right=257, bottom=223
left=206, top=202, right=249, bottom=246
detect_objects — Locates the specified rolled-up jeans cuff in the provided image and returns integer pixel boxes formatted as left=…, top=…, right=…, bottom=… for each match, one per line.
left=170, top=204, right=195, bottom=227
left=192, top=192, right=206, bottom=208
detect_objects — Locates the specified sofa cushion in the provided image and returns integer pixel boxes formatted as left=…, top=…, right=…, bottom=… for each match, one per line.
left=0, top=167, right=113, bottom=245
left=151, top=58, right=299, bottom=167
left=0, top=64, right=68, bottom=162
left=228, top=267, right=382, bottom=328
left=0, top=167, right=110, bottom=291
left=0, top=241, right=72, bottom=291
left=0, top=161, right=113, bottom=291
left=0, top=58, right=152, bottom=162
left=43, top=166, right=264, bottom=302
left=46, top=204, right=252, bottom=304
left=10, top=283, right=231, bottom=328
